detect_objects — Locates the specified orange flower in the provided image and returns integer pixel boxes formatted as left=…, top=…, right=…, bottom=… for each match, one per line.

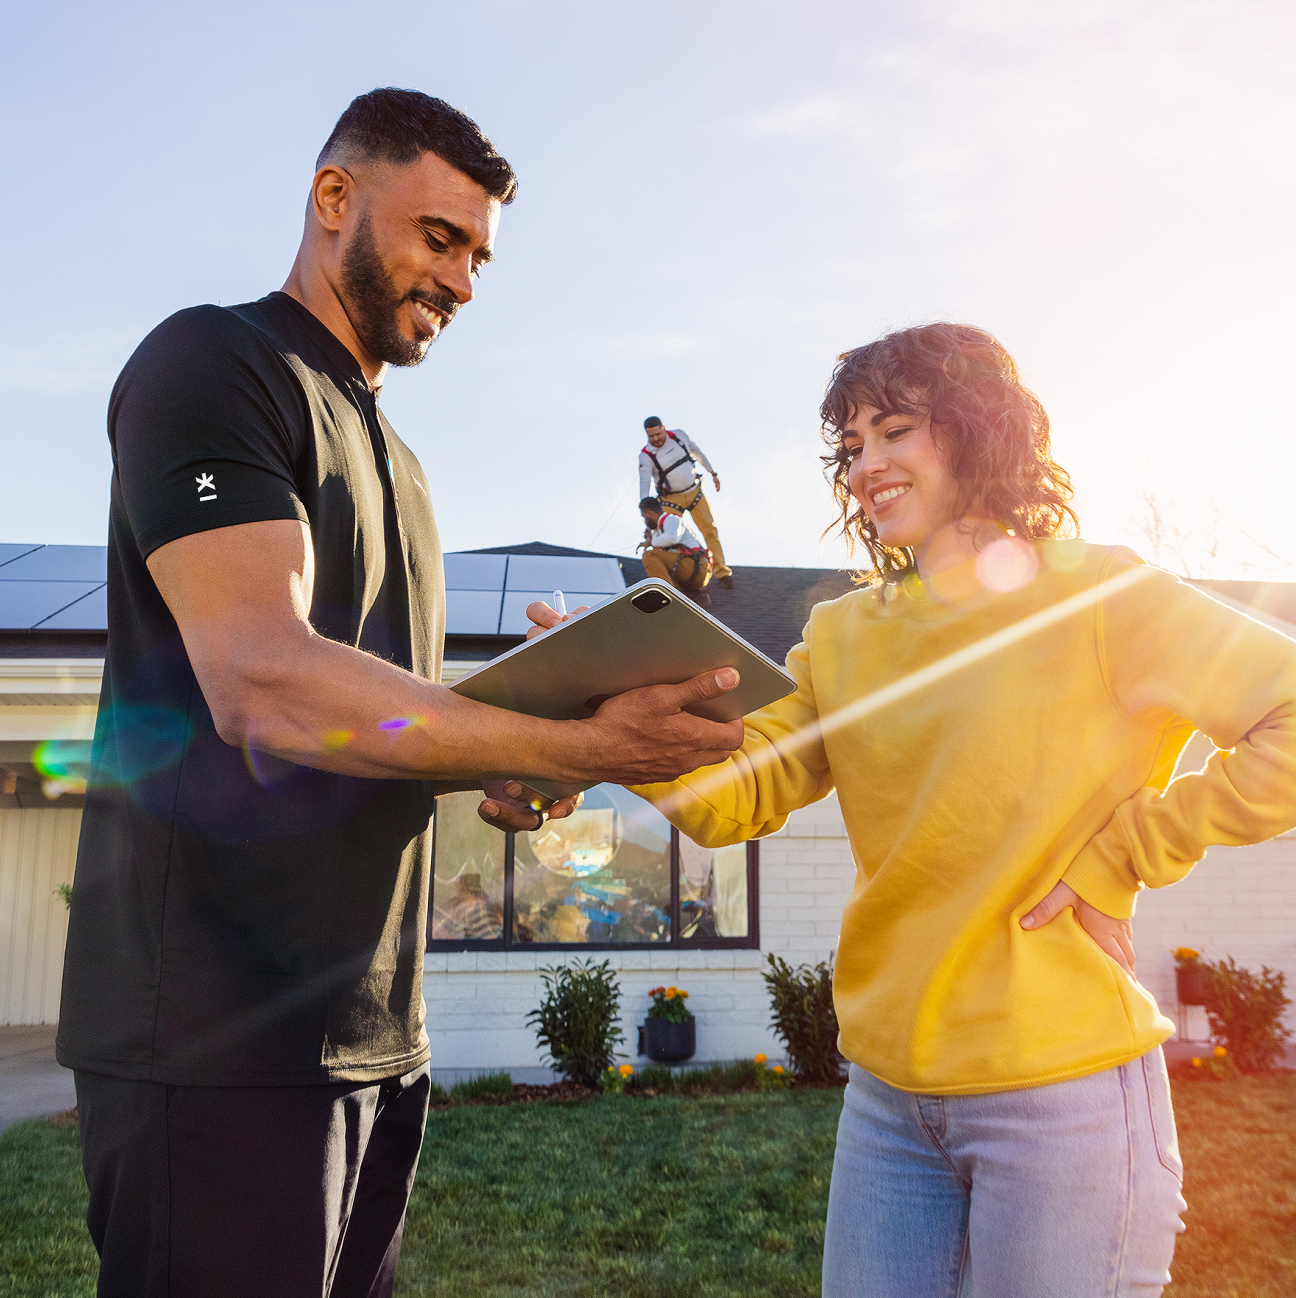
left=772, top=1065, right=785, bottom=1074
left=1191, top=1058, right=1203, bottom=1068
left=1213, top=1046, right=1227, bottom=1058
left=664, top=988, right=676, bottom=999
left=619, top=1064, right=634, bottom=1076
left=680, top=990, right=689, bottom=999
left=754, top=1053, right=767, bottom=1065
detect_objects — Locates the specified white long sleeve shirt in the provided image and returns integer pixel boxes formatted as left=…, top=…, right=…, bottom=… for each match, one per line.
left=648, top=509, right=707, bottom=551
left=638, top=428, right=717, bottom=499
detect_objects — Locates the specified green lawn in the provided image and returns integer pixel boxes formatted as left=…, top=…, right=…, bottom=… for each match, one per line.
left=401, top=1089, right=837, bottom=1297
left=1, top=1078, right=1292, bottom=1297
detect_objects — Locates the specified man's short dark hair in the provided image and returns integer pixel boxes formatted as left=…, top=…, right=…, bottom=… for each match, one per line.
left=639, top=497, right=663, bottom=513
left=643, top=416, right=663, bottom=429
left=318, top=88, right=517, bottom=204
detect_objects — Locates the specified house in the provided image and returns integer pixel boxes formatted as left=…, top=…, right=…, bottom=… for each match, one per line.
left=2, top=541, right=1293, bottom=1078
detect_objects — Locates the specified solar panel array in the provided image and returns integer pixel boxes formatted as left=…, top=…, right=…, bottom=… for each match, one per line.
left=0, top=545, right=625, bottom=636
left=445, top=552, right=625, bottom=635
left=0, top=545, right=108, bottom=630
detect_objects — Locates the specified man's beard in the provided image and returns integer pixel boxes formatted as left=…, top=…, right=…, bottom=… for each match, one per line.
left=339, top=214, right=458, bottom=368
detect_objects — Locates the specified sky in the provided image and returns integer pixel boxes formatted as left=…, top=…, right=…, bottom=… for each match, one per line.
left=2, top=0, right=1293, bottom=579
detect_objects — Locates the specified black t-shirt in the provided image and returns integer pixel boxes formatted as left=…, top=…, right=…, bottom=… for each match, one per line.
left=56, top=292, right=444, bottom=1086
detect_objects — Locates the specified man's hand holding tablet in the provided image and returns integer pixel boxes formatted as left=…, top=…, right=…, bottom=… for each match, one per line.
left=474, top=592, right=748, bottom=831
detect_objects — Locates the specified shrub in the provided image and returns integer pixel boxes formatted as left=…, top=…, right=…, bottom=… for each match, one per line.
left=762, top=953, right=847, bottom=1085
left=449, top=1071, right=514, bottom=1102
left=527, top=959, right=625, bottom=1087
left=1201, top=957, right=1292, bottom=1074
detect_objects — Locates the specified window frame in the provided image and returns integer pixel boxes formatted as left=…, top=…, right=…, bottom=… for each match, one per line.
left=427, top=817, right=760, bottom=952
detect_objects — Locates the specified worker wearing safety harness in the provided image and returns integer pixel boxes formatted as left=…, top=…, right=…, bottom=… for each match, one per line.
left=637, top=416, right=733, bottom=587
left=638, top=497, right=713, bottom=607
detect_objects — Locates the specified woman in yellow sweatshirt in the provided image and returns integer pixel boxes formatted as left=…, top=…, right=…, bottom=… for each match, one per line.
left=627, top=324, right=1296, bottom=1296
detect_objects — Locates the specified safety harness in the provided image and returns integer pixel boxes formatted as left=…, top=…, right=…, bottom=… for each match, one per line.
left=653, top=506, right=711, bottom=587
left=642, top=431, right=702, bottom=500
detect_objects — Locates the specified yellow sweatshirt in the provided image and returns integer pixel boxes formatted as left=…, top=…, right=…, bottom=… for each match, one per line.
left=633, top=542, right=1296, bottom=1095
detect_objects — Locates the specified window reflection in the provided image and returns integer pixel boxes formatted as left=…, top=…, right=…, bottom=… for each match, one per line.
left=680, top=837, right=749, bottom=940
left=512, top=786, right=671, bottom=944
left=431, top=790, right=505, bottom=941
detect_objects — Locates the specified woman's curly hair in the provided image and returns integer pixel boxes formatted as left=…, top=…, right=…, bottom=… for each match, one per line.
left=820, top=323, right=1079, bottom=581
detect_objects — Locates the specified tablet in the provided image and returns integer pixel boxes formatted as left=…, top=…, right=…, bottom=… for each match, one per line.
left=450, top=577, right=797, bottom=799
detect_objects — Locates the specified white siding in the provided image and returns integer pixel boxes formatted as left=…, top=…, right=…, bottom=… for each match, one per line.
left=0, top=809, right=81, bottom=1025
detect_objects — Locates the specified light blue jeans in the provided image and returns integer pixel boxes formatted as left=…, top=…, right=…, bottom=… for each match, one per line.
left=822, top=1049, right=1187, bottom=1297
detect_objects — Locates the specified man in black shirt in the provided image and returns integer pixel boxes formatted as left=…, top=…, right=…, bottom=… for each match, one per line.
left=59, top=88, right=742, bottom=1298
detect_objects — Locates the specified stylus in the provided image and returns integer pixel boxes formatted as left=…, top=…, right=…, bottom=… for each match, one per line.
left=553, top=590, right=567, bottom=616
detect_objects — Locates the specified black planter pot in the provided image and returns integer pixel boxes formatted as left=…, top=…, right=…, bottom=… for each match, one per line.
left=1176, top=965, right=1209, bottom=1006
left=640, top=1016, right=696, bottom=1063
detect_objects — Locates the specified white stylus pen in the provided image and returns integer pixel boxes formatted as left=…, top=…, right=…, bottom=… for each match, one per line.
left=553, top=590, right=567, bottom=617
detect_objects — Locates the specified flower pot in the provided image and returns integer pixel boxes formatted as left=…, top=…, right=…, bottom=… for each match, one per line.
left=642, top=1016, right=696, bottom=1063
left=1176, top=965, right=1209, bottom=1006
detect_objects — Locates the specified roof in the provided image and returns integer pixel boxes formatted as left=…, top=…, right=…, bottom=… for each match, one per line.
left=450, top=541, right=856, bottom=661
left=2, top=540, right=1292, bottom=668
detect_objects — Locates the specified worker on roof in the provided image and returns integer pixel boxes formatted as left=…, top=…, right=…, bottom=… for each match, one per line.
left=638, top=416, right=734, bottom=588
left=638, top=496, right=713, bottom=607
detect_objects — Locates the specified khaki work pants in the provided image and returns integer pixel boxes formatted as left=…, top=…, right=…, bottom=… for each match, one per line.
left=642, top=546, right=712, bottom=596
left=660, top=485, right=730, bottom=578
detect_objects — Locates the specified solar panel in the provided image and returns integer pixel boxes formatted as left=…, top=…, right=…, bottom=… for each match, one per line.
left=0, top=581, right=105, bottom=629
left=0, top=545, right=108, bottom=582
left=0, top=544, right=44, bottom=569
left=445, top=589, right=504, bottom=636
left=37, top=584, right=109, bottom=631
left=443, top=553, right=508, bottom=591
left=505, top=555, right=623, bottom=594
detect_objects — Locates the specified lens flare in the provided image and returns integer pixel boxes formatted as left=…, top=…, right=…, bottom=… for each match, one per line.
left=39, top=706, right=192, bottom=793
left=32, top=738, right=92, bottom=781
left=654, top=566, right=1155, bottom=815
left=378, top=716, right=426, bottom=733
left=976, top=537, right=1040, bottom=593
left=322, top=729, right=353, bottom=751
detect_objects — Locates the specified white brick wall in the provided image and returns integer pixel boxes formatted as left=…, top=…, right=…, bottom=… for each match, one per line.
left=422, top=792, right=858, bottom=1077
left=1131, top=831, right=1296, bottom=1043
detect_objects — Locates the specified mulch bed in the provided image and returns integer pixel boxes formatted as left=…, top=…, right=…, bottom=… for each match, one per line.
left=433, top=1075, right=847, bottom=1110
left=430, top=1080, right=596, bottom=1110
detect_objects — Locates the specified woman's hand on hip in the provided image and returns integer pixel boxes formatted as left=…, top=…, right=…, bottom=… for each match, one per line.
left=1019, top=881, right=1137, bottom=977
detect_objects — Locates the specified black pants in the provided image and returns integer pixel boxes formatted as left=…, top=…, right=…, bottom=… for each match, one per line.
left=74, top=1063, right=431, bottom=1298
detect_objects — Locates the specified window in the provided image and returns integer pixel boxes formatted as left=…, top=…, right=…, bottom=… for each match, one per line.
left=428, top=787, right=759, bottom=951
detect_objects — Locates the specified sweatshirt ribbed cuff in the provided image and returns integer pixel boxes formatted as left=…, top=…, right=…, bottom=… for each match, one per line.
left=1062, top=839, right=1144, bottom=920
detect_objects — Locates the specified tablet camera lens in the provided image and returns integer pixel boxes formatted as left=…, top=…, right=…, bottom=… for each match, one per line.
left=631, top=590, right=672, bottom=614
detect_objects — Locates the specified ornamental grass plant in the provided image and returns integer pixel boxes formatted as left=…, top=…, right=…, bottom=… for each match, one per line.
left=449, top=1071, right=515, bottom=1102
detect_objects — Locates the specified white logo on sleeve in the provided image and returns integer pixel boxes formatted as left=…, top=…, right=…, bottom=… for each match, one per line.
left=196, top=473, right=217, bottom=503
